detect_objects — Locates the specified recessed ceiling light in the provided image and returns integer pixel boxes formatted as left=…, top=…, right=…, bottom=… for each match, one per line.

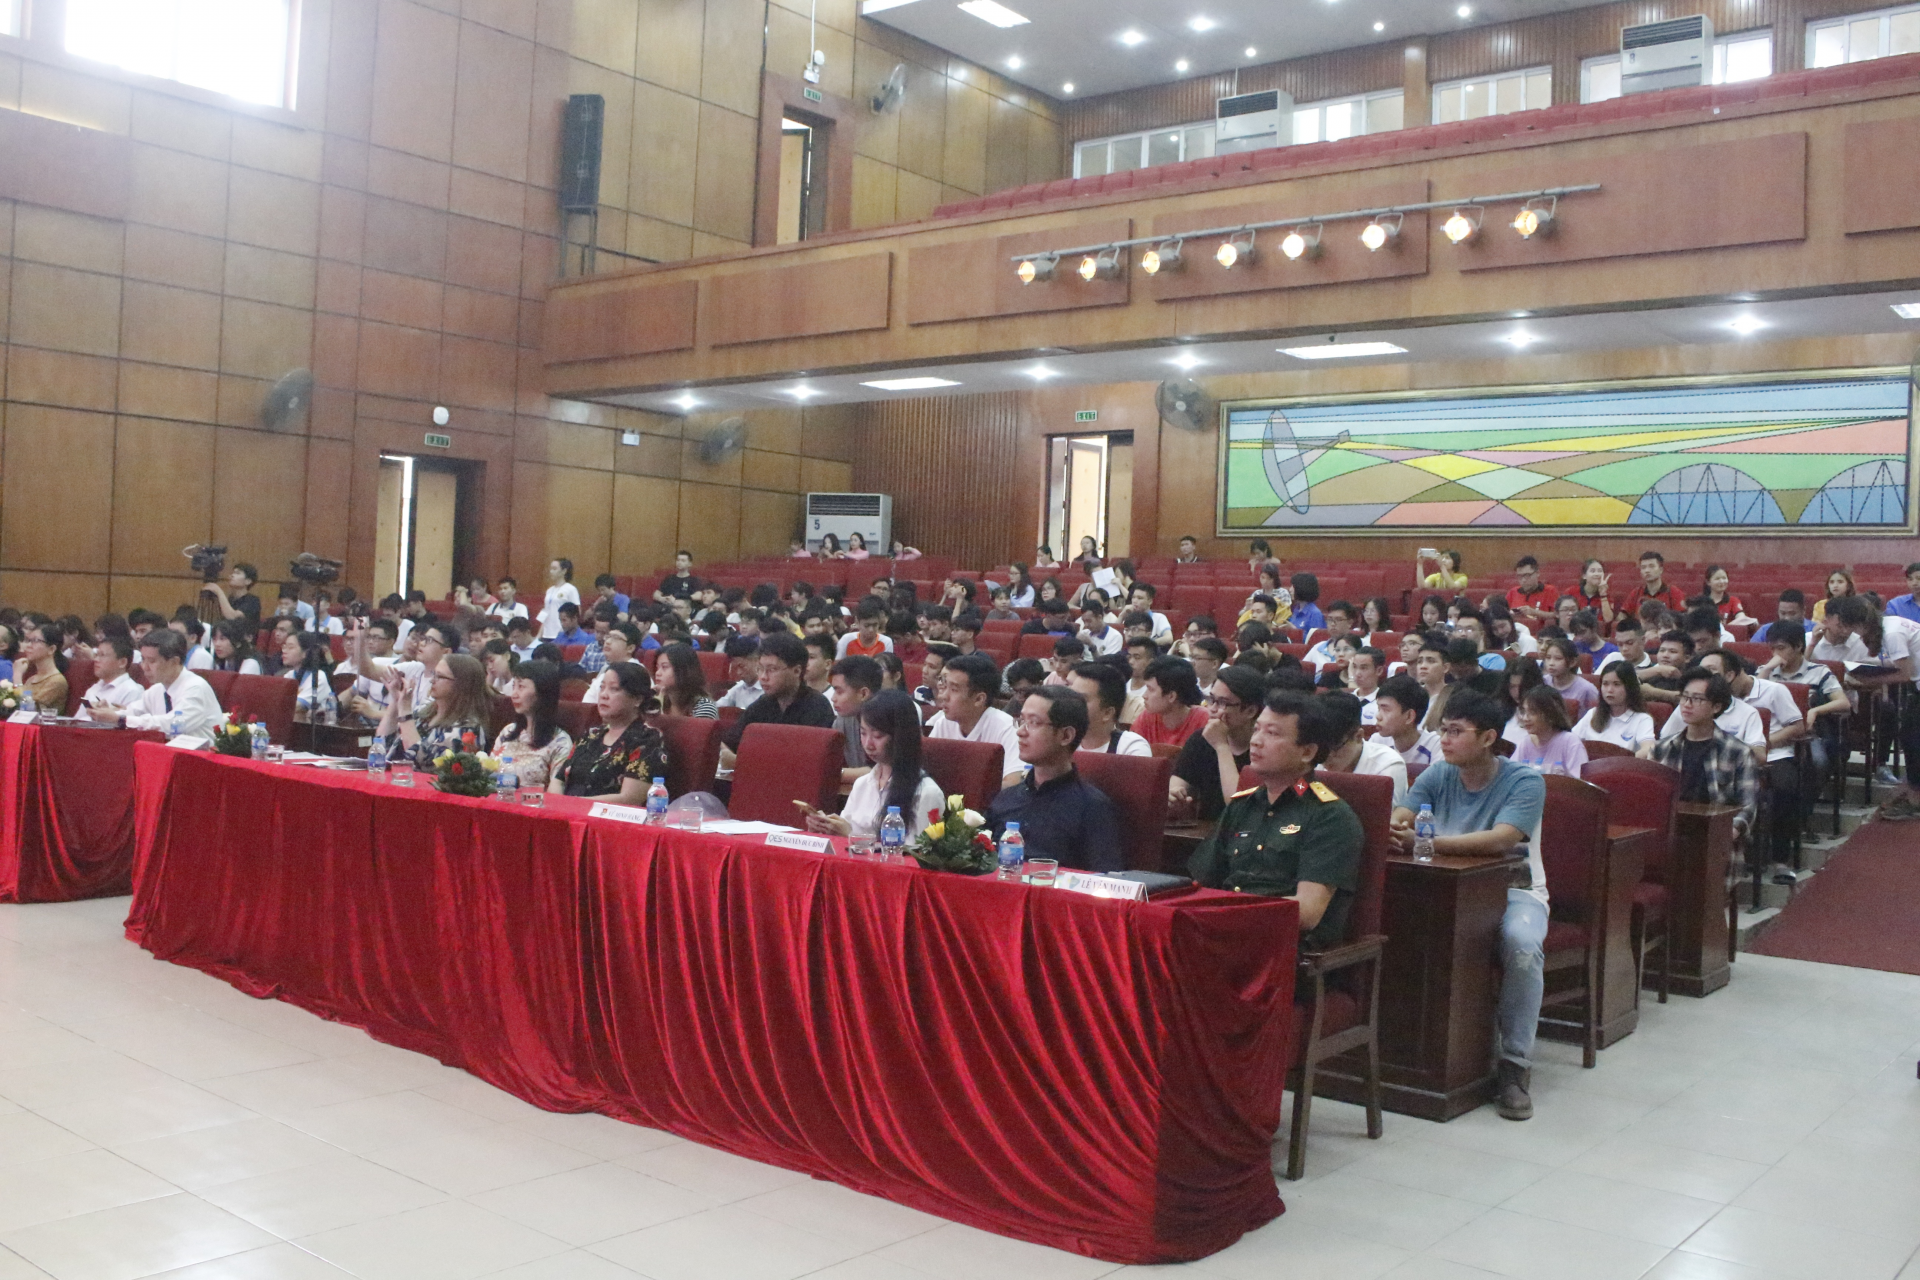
left=1006, top=55, right=1022, bottom=69
left=958, top=0, right=1029, bottom=28
left=1244, top=45, right=1258, bottom=57
left=1374, top=20, right=1385, bottom=31
left=672, top=393, right=699, bottom=410
left=1027, top=364, right=1058, bottom=379
left=1118, top=28, right=1146, bottom=45
left=1456, top=4, right=1471, bottom=16
left=1061, top=81, right=1075, bottom=93
left=1189, top=15, right=1217, bottom=31
left=1726, top=315, right=1766, bottom=335
left=1278, top=341, right=1408, bottom=359
left=1505, top=330, right=1537, bottom=348
left=861, top=376, right=962, bottom=390
left=1175, top=58, right=1190, bottom=72
left=860, top=0, right=921, bottom=12
left=1891, top=302, right=1920, bottom=318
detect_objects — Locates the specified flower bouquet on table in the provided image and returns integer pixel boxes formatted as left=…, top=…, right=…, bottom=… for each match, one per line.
left=0, top=681, right=21, bottom=717
left=432, top=731, right=499, bottom=798
left=911, top=793, right=997, bottom=875
left=210, top=713, right=256, bottom=758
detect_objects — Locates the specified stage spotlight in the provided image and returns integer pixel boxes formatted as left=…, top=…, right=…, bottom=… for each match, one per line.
left=1016, top=253, right=1058, bottom=284
left=1140, top=240, right=1184, bottom=274
left=1215, top=231, right=1257, bottom=268
left=1077, top=247, right=1121, bottom=281
left=1441, top=207, right=1482, bottom=245
left=1511, top=197, right=1557, bottom=239
left=1280, top=224, right=1322, bottom=261
left=1359, top=212, right=1403, bottom=251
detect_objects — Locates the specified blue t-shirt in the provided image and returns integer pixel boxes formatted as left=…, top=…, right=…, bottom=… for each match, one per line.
left=1405, top=757, right=1548, bottom=905
left=1292, top=603, right=1325, bottom=632
left=1889, top=594, right=1920, bottom=624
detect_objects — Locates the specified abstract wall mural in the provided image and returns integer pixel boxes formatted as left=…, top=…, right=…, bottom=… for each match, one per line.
left=1218, top=373, right=1914, bottom=534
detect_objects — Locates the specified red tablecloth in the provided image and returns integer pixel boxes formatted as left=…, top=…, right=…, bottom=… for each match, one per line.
left=126, top=746, right=1296, bottom=1263
left=0, top=722, right=166, bottom=902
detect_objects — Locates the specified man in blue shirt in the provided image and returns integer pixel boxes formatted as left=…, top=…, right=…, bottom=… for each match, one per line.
left=552, top=603, right=592, bottom=647
left=591, top=573, right=631, bottom=619
left=1391, top=691, right=1548, bottom=1123
left=1754, top=588, right=1818, bottom=643
left=988, top=687, right=1123, bottom=872
left=1886, top=562, right=1920, bottom=624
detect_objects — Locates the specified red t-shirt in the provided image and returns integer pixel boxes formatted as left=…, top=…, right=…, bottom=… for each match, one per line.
left=1505, top=583, right=1557, bottom=613
left=1135, top=705, right=1209, bottom=749
left=1710, top=595, right=1744, bottom=622
left=1627, top=582, right=1686, bottom=614
left=843, top=634, right=888, bottom=658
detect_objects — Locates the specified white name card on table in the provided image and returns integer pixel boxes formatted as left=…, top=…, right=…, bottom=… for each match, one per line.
left=8, top=710, right=37, bottom=725
left=165, top=736, right=210, bottom=751
left=1052, top=871, right=1148, bottom=902
left=589, top=802, right=651, bottom=825
left=766, top=831, right=832, bottom=853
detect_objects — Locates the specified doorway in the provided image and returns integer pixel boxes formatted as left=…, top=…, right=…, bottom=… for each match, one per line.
left=374, top=455, right=483, bottom=600
left=776, top=118, right=820, bottom=244
left=1043, top=432, right=1134, bottom=562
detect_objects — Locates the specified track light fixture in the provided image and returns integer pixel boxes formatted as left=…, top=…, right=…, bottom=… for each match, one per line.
left=1140, top=239, right=1184, bottom=274
left=1441, top=206, right=1483, bottom=245
left=1077, top=246, right=1121, bottom=281
left=1215, top=231, right=1257, bottom=269
left=1511, top=196, right=1557, bottom=239
left=1359, top=212, right=1403, bottom=252
left=1016, top=252, right=1058, bottom=284
left=1280, top=224, right=1322, bottom=261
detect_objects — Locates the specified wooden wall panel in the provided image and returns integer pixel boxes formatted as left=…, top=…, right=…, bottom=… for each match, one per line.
left=706, top=254, right=893, bottom=346
left=677, top=481, right=743, bottom=563
left=850, top=393, right=1026, bottom=567
left=1, top=406, right=115, bottom=573
left=542, top=280, right=698, bottom=363
left=1457, top=134, right=1807, bottom=272
left=907, top=219, right=1132, bottom=325
left=110, top=418, right=217, bottom=576
left=740, top=488, right=804, bottom=555
left=1843, top=118, right=1920, bottom=234
left=612, top=472, right=683, bottom=572
left=210, top=430, right=309, bottom=579
left=1145, top=181, right=1429, bottom=300
left=0, top=109, right=133, bottom=221
left=0, top=571, right=110, bottom=621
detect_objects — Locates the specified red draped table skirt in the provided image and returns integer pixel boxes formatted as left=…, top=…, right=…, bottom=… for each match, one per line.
left=1, top=722, right=166, bottom=902
left=125, top=745, right=1297, bottom=1263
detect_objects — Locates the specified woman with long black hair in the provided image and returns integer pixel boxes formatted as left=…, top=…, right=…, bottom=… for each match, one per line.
left=803, top=690, right=944, bottom=839
left=491, top=659, right=573, bottom=788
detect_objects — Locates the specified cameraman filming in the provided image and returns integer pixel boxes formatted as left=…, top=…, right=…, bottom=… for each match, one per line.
left=202, top=562, right=263, bottom=630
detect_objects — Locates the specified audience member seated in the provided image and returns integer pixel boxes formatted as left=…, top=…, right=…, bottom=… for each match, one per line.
left=828, top=655, right=882, bottom=779
left=1374, top=675, right=1440, bottom=769
left=1188, top=690, right=1363, bottom=950
left=1574, top=662, right=1657, bottom=752
left=1627, top=550, right=1686, bottom=615
left=76, top=635, right=143, bottom=722
left=210, top=620, right=262, bottom=674
left=1757, top=623, right=1847, bottom=771
left=1067, top=661, right=1149, bottom=756
left=1827, top=598, right=1920, bottom=820
left=836, top=599, right=893, bottom=657
left=1645, top=667, right=1759, bottom=841
left=1169, top=664, right=1267, bottom=822
left=283, top=632, right=339, bottom=723
left=1134, top=656, right=1208, bottom=748
left=1510, top=684, right=1591, bottom=776
left=928, top=652, right=1024, bottom=788
left=1391, top=691, right=1549, bottom=1122
left=1505, top=555, right=1556, bottom=624
left=1887, top=562, right=1920, bottom=624
left=987, top=687, right=1122, bottom=872
left=174, top=617, right=214, bottom=669
left=110, top=629, right=224, bottom=737
left=1418, top=548, right=1468, bottom=593
left=490, top=660, right=574, bottom=788
left=351, top=620, right=455, bottom=720
left=719, top=631, right=835, bottom=769
left=1347, top=646, right=1386, bottom=723
left=15, top=624, right=69, bottom=712
left=551, top=661, right=665, bottom=804
left=806, top=691, right=944, bottom=840
left=655, top=642, right=719, bottom=720
left=1289, top=573, right=1325, bottom=632
left=1640, top=630, right=1695, bottom=703
left=374, top=653, right=491, bottom=769
left=1318, top=690, right=1409, bottom=805
left=1538, top=637, right=1599, bottom=718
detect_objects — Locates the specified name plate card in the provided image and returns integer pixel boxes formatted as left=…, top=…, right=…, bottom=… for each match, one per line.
left=766, top=831, right=833, bottom=853
left=589, top=802, right=651, bottom=825
left=1052, top=871, right=1148, bottom=901
left=8, top=711, right=38, bottom=725
left=165, top=736, right=210, bottom=751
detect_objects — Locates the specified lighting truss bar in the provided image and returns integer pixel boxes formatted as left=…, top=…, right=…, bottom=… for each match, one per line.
left=1006, top=185, right=1601, bottom=263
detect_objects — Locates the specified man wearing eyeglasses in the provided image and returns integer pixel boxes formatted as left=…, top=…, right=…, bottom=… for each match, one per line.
left=1168, top=665, right=1267, bottom=822
left=1390, top=691, right=1547, bottom=1123
left=1644, top=668, right=1758, bottom=841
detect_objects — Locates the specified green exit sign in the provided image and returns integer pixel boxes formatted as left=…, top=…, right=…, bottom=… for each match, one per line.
left=803, top=87, right=823, bottom=102
left=1075, top=409, right=1098, bottom=423
left=424, top=432, right=452, bottom=449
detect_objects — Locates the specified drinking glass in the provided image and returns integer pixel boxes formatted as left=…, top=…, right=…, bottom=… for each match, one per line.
left=391, top=762, right=415, bottom=787
left=848, top=838, right=877, bottom=859
left=1024, top=858, right=1060, bottom=886
left=264, top=744, right=285, bottom=763
left=519, top=788, right=545, bottom=807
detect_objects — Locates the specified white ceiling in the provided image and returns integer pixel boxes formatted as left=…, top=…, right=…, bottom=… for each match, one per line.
left=600, top=291, right=1920, bottom=416
left=862, top=0, right=1606, bottom=100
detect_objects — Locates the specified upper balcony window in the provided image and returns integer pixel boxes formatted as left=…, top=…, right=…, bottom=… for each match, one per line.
left=1581, top=30, right=1773, bottom=102
left=1073, top=89, right=1404, bottom=178
left=0, top=1, right=18, bottom=37
left=1292, top=89, right=1404, bottom=144
left=1432, top=67, right=1551, bottom=124
left=1809, top=3, right=1920, bottom=67
left=65, top=0, right=298, bottom=109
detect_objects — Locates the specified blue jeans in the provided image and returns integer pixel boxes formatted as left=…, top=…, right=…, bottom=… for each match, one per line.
left=1498, top=889, right=1548, bottom=1069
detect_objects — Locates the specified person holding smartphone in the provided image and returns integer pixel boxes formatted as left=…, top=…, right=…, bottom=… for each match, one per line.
left=800, top=691, right=945, bottom=840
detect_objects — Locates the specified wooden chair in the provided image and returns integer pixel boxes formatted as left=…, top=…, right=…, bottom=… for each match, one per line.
left=922, top=737, right=1004, bottom=815
left=1537, top=774, right=1612, bottom=1067
left=1582, top=755, right=1680, bottom=1004
left=729, top=724, right=845, bottom=824
left=1283, top=770, right=1391, bottom=1180
left=227, top=675, right=297, bottom=744
left=653, top=714, right=722, bottom=797
left=1071, top=751, right=1175, bottom=872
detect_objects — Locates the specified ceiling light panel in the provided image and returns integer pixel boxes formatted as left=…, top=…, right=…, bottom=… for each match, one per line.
left=957, top=0, right=1029, bottom=26
left=861, top=376, right=962, bottom=390
left=859, top=0, right=921, bottom=11
left=1892, top=303, right=1920, bottom=319
left=1278, top=341, right=1408, bottom=359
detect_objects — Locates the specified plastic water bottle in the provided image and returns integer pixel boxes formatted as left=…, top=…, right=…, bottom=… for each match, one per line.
left=880, top=806, right=907, bottom=857
left=645, top=777, right=670, bottom=824
left=1413, top=804, right=1436, bottom=864
left=168, top=709, right=184, bottom=738
left=996, top=822, right=1026, bottom=881
left=366, top=740, right=388, bottom=775
left=249, top=722, right=270, bottom=760
left=19, top=690, right=35, bottom=717
left=495, top=765, right=519, bottom=802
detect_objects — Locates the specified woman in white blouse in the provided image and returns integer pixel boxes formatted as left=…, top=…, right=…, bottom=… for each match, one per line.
left=490, top=659, right=574, bottom=788
left=537, top=558, right=580, bottom=640
left=1574, top=663, right=1657, bottom=752
left=803, top=691, right=945, bottom=840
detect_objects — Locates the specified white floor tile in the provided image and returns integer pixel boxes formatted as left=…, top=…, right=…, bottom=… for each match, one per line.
left=1191, top=1218, right=1411, bottom=1280
left=738, top=1178, right=948, bottom=1254
left=1679, top=1205, right=1918, bottom=1280
left=279, top=1088, right=495, bottom=1154
left=1280, top=1170, right=1491, bottom=1252
left=295, top=1200, right=568, bottom=1280
left=0, top=1113, right=95, bottom=1169
left=590, top=1203, right=868, bottom=1280
left=0, top=1192, right=275, bottom=1280
left=616, top=1138, right=813, bottom=1203
left=0, top=1148, right=179, bottom=1236
left=359, top=1120, right=599, bottom=1196
left=142, top=1242, right=357, bottom=1278
left=468, top=1161, right=716, bottom=1246
left=1564, top=1133, right=1771, bottom=1203
left=1497, top=1169, right=1722, bottom=1248
left=1339, top=1135, right=1555, bottom=1206
left=1728, top=1166, right=1920, bottom=1249
left=1427, top=1208, right=1669, bottom=1280
left=196, top=1154, right=449, bottom=1238
left=30, top=1079, right=258, bottom=1148
left=111, top=1116, right=345, bottom=1192
left=0, top=1245, right=52, bottom=1280
left=479, top=1252, right=653, bottom=1280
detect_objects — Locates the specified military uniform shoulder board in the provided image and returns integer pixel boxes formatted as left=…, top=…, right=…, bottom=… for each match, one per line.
left=1309, top=781, right=1339, bottom=802
left=1231, top=785, right=1261, bottom=799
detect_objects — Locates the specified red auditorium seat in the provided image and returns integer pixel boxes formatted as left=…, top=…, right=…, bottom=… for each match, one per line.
left=1537, top=774, right=1614, bottom=1068
left=653, top=714, right=721, bottom=798
left=1583, top=757, right=1682, bottom=1004
left=1070, top=751, right=1174, bottom=873
left=729, top=724, right=845, bottom=824
left=556, top=699, right=600, bottom=742
left=922, top=737, right=1005, bottom=815
left=696, top=651, right=730, bottom=690
left=228, top=675, right=296, bottom=744
left=62, top=657, right=96, bottom=716
left=201, top=669, right=239, bottom=709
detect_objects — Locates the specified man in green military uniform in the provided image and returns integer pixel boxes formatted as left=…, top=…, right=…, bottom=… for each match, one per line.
left=1188, top=690, right=1364, bottom=950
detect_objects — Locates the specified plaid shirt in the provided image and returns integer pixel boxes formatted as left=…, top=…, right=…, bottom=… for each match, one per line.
left=577, top=640, right=608, bottom=673
left=1649, top=728, right=1757, bottom=836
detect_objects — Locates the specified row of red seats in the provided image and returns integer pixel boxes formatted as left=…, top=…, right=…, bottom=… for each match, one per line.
left=929, top=52, right=1920, bottom=222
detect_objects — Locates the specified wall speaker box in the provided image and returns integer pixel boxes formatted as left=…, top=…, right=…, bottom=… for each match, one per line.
left=560, top=94, right=605, bottom=213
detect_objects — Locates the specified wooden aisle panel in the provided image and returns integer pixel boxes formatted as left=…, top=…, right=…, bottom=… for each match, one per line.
left=542, top=280, right=698, bottom=364
left=1843, top=116, right=1920, bottom=234
left=1670, top=802, right=1739, bottom=997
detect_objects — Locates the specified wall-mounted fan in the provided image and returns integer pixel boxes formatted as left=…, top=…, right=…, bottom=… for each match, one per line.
left=872, top=64, right=907, bottom=114
left=1155, top=379, right=1216, bottom=432
left=260, top=369, right=315, bottom=431
left=698, top=415, right=749, bottom=465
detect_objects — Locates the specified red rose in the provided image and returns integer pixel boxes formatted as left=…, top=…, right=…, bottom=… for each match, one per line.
left=450, top=763, right=463, bottom=776
left=927, top=809, right=940, bottom=825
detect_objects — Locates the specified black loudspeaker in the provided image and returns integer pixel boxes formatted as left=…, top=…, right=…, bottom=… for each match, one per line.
left=559, top=94, right=604, bottom=212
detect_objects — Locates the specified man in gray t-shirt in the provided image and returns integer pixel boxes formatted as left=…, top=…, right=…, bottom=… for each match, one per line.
left=1393, top=691, right=1548, bottom=1124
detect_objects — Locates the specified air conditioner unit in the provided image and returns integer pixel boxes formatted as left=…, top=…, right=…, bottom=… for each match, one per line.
left=1215, top=89, right=1293, bottom=155
left=805, top=492, right=892, bottom=556
left=1621, top=15, right=1714, bottom=95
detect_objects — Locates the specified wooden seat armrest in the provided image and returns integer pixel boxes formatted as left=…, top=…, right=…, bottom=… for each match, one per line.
left=1299, top=935, right=1385, bottom=975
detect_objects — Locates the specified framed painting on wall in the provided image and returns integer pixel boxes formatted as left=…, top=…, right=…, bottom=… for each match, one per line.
left=1216, top=370, right=1916, bottom=536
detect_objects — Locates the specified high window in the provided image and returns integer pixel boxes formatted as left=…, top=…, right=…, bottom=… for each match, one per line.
left=1432, top=67, right=1552, bottom=123
left=1580, top=30, right=1773, bottom=102
left=1292, top=89, right=1404, bottom=144
left=1808, top=3, right=1920, bottom=66
left=65, top=0, right=298, bottom=108
left=1073, top=88, right=1405, bottom=178
left=0, top=1, right=19, bottom=37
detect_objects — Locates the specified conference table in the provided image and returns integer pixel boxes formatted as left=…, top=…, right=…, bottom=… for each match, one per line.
left=0, top=720, right=166, bottom=902
left=126, top=746, right=1300, bottom=1265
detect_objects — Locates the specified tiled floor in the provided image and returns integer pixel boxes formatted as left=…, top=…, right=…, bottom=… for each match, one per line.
left=2, top=898, right=1918, bottom=1280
